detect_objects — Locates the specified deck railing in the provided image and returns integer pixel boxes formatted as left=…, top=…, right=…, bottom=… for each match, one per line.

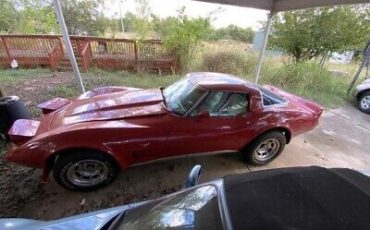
left=48, top=41, right=64, bottom=71
left=0, top=34, right=179, bottom=73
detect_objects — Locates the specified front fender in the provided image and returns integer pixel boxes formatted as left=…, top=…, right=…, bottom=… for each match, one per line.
left=354, top=84, right=370, bottom=98
left=7, top=120, right=143, bottom=169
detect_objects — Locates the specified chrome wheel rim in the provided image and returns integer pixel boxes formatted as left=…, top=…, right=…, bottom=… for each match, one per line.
left=360, top=96, right=370, bottom=110
left=254, top=138, right=280, bottom=161
left=66, top=160, right=109, bottom=187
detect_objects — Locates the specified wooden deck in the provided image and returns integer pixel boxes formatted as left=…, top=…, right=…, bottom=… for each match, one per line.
left=0, top=35, right=179, bottom=73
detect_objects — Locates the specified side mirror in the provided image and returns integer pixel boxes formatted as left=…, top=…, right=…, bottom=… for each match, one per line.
left=185, top=165, right=202, bottom=188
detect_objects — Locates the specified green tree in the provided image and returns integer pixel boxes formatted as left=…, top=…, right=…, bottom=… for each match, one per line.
left=161, top=7, right=212, bottom=72
left=211, top=25, right=255, bottom=43
left=120, top=12, right=138, bottom=33
left=132, top=0, right=153, bottom=39
left=270, top=6, right=370, bottom=62
left=15, top=0, right=58, bottom=34
left=2, top=0, right=109, bottom=35
left=60, top=0, right=106, bottom=35
left=132, top=17, right=153, bottom=39
left=0, top=0, right=18, bottom=33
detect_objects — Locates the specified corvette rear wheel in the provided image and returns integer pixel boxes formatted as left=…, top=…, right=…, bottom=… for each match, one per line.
left=53, top=150, right=119, bottom=191
left=358, top=91, right=370, bottom=114
left=242, top=131, right=286, bottom=165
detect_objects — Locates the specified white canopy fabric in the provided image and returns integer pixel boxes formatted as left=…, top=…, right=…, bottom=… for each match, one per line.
left=194, top=0, right=369, bottom=12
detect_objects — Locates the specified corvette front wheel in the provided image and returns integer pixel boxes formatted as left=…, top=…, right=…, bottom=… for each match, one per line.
left=53, top=150, right=119, bottom=191
left=242, top=131, right=286, bottom=165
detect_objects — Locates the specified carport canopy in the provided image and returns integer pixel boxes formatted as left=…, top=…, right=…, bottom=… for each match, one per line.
left=194, top=0, right=368, bottom=12
left=194, top=0, right=369, bottom=83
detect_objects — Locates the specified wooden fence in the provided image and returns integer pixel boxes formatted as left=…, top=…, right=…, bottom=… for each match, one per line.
left=0, top=35, right=179, bottom=73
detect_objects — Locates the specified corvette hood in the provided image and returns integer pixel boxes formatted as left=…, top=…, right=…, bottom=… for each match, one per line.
left=51, top=88, right=165, bottom=127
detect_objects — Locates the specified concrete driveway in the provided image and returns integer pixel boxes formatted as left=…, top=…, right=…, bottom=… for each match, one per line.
left=253, top=104, right=370, bottom=171
left=19, top=104, right=370, bottom=220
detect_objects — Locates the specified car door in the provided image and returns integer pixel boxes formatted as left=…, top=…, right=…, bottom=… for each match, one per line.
left=164, top=91, right=256, bottom=157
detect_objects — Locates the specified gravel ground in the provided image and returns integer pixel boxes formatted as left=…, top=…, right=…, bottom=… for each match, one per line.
left=1, top=73, right=83, bottom=217
left=0, top=140, right=39, bottom=218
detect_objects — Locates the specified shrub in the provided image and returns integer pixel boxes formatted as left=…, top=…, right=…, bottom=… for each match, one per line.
left=200, top=50, right=257, bottom=76
left=261, top=63, right=348, bottom=107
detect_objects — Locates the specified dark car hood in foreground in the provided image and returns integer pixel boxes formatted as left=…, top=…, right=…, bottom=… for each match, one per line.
left=0, top=204, right=138, bottom=230
left=224, top=166, right=370, bottom=230
left=51, top=88, right=166, bottom=127
left=1, top=167, right=369, bottom=230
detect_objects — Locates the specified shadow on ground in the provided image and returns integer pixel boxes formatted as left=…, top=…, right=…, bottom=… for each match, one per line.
left=19, top=153, right=247, bottom=220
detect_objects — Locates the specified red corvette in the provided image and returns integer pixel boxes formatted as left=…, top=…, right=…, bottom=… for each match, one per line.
left=6, top=72, right=322, bottom=191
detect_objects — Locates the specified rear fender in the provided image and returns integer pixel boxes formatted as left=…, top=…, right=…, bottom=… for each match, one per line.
left=244, top=126, right=292, bottom=148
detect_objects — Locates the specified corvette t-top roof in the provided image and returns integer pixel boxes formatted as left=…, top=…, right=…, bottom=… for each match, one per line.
left=187, top=72, right=255, bottom=92
left=224, top=166, right=370, bottom=230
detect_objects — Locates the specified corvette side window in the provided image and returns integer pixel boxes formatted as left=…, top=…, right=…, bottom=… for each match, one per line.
left=218, top=93, right=247, bottom=116
left=190, top=91, right=229, bottom=116
left=191, top=92, right=247, bottom=117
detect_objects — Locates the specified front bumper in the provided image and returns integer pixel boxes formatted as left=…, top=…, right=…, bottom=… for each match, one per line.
left=5, top=144, right=17, bottom=162
left=6, top=143, right=51, bottom=183
left=5, top=141, right=48, bottom=169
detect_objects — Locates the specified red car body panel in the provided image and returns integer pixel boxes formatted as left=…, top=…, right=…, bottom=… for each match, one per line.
left=6, top=72, right=323, bottom=175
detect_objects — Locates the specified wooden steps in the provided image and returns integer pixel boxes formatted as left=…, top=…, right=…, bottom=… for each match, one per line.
left=57, top=57, right=86, bottom=72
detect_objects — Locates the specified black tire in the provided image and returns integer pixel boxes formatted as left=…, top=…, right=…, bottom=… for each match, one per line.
left=0, top=96, right=29, bottom=140
left=241, top=131, right=286, bottom=166
left=53, top=150, right=119, bottom=191
left=358, top=91, right=370, bottom=114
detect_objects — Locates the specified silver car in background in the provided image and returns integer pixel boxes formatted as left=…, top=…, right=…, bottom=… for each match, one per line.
left=354, top=78, right=370, bottom=114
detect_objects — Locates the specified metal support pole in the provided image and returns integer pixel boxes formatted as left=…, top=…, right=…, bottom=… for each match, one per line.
left=53, top=0, right=85, bottom=93
left=254, top=12, right=274, bottom=84
left=346, top=55, right=370, bottom=94
left=347, top=39, right=370, bottom=94
left=120, top=0, right=125, bottom=33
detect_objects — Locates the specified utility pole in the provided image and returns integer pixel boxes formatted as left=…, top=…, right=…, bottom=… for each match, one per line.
left=53, top=0, right=85, bottom=93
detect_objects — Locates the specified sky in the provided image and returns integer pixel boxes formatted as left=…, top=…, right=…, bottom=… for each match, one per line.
left=106, top=0, right=269, bottom=30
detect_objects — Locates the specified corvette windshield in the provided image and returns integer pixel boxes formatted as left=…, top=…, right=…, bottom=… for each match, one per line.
left=163, top=78, right=204, bottom=115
